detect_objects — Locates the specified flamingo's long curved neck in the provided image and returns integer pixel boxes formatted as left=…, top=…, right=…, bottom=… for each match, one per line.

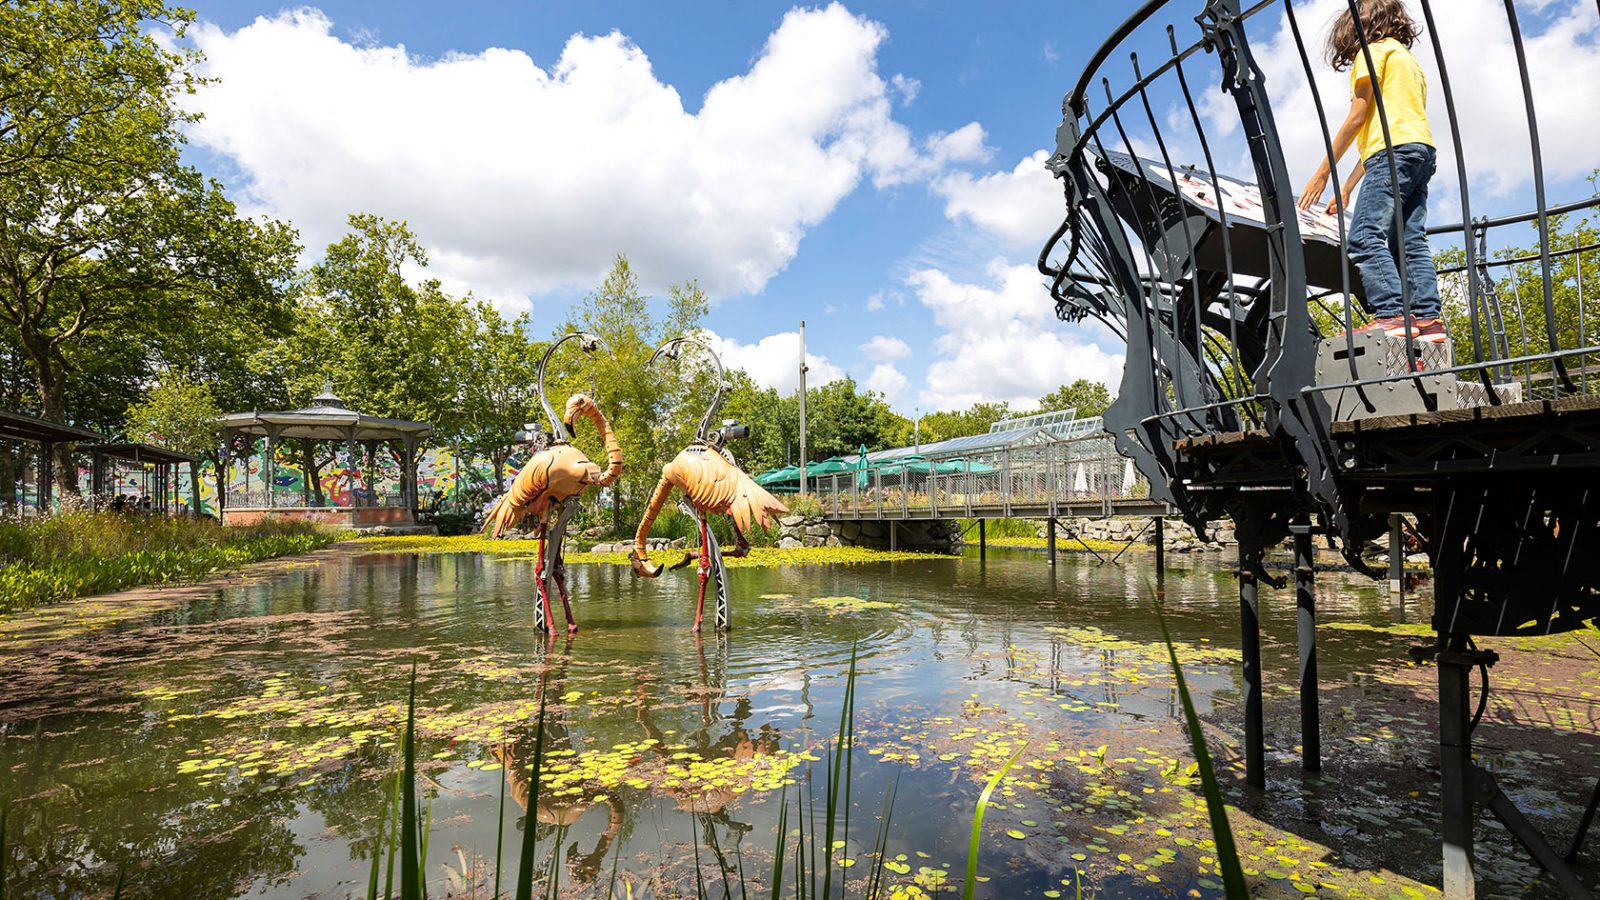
left=583, top=404, right=623, bottom=487
left=632, top=475, right=675, bottom=571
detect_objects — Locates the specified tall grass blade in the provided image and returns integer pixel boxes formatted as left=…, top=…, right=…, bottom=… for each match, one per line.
left=367, top=775, right=390, bottom=900
left=769, top=785, right=788, bottom=900
left=962, top=743, right=1026, bottom=900
left=400, top=663, right=422, bottom=899
left=384, top=756, right=403, bottom=899
left=419, top=795, right=434, bottom=899
left=111, top=864, right=125, bottom=900
left=513, top=690, right=549, bottom=900
left=864, top=772, right=899, bottom=900
left=1, top=803, right=7, bottom=900
left=494, top=768, right=506, bottom=900
left=1153, top=593, right=1249, bottom=898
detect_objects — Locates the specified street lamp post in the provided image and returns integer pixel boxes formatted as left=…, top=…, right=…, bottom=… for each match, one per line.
left=798, top=320, right=809, bottom=496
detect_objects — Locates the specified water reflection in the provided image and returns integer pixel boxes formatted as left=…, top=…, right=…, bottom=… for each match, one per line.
left=0, top=547, right=1591, bottom=898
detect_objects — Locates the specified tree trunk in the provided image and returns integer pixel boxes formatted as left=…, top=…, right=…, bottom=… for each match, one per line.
left=491, top=449, right=507, bottom=494
left=303, top=441, right=325, bottom=506
left=32, top=363, right=81, bottom=498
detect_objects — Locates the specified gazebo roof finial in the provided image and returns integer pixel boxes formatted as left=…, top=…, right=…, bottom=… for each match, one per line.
left=312, top=381, right=344, bottom=409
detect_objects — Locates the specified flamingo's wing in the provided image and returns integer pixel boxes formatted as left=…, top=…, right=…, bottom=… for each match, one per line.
left=483, top=450, right=556, bottom=537
left=680, top=450, right=788, bottom=533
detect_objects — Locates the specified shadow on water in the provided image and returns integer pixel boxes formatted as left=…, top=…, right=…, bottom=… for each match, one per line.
left=0, top=546, right=1593, bottom=897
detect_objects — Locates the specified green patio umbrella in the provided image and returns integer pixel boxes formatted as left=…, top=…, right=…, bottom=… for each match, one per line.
left=754, top=465, right=800, bottom=487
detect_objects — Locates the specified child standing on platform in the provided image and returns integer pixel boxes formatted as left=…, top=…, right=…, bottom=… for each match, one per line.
left=1298, top=0, right=1444, bottom=342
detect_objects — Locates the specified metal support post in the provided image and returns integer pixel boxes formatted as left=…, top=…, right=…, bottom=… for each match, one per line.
left=190, top=460, right=201, bottom=518
left=39, top=441, right=53, bottom=512
left=1389, top=513, right=1405, bottom=596
left=889, top=520, right=897, bottom=552
left=979, top=519, right=986, bottom=561
left=1047, top=517, right=1058, bottom=567
left=1437, top=638, right=1477, bottom=899
left=1154, top=516, right=1166, bottom=575
left=1292, top=521, right=1320, bottom=772
left=1239, top=544, right=1265, bottom=788
left=265, top=427, right=277, bottom=509
left=1568, top=777, right=1600, bottom=863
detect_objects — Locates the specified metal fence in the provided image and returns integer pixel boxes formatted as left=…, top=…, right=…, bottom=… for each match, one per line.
left=223, top=488, right=408, bottom=509
left=816, top=431, right=1152, bottom=519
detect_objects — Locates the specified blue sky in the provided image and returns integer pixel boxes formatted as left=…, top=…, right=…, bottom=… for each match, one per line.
left=178, top=1, right=1600, bottom=414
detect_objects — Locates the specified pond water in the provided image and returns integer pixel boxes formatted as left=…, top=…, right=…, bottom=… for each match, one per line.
left=0, top=546, right=1592, bottom=898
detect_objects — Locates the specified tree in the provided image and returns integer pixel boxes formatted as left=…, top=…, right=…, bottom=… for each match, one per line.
left=547, top=256, right=707, bottom=531
left=1037, top=379, right=1114, bottom=418
left=125, top=374, right=223, bottom=461
left=457, top=302, right=540, bottom=494
left=0, top=0, right=299, bottom=493
left=920, top=401, right=1012, bottom=443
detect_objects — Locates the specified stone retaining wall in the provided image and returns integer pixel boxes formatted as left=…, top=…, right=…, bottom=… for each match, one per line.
left=777, top=515, right=963, bottom=554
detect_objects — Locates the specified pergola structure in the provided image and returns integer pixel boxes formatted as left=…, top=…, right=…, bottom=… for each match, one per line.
left=216, top=386, right=433, bottom=528
left=82, top=443, right=199, bottom=516
left=0, top=410, right=104, bottom=513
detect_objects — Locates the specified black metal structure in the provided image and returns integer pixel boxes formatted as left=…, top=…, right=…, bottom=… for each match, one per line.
left=1038, top=1, right=1599, bottom=896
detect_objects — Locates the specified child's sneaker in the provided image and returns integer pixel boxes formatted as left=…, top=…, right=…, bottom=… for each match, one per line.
left=1410, top=317, right=1447, bottom=343
left=1350, top=316, right=1406, bottom=336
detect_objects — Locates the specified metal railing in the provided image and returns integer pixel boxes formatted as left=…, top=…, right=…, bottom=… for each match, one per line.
left=1035, top=0, right=1600, bottom=536
left=223, top=488, right=408, bottom=509
left=815, top=432, right=1157, bottom=520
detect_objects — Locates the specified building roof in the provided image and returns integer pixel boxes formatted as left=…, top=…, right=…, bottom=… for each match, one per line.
left=991, top=410, right=1106, bottom=440
left=0, top=410, right=105, bottom=444
left=847, top=426, right=1064, bottom=466
left=218, top=385, right=434, bottom=442
left=81, top=443, right=197, bottom=465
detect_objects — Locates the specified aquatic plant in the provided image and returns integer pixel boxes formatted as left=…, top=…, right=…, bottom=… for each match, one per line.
left=0, top=511, right=343, bottom=611
left=963, top=743, right=1026, bottom=900
left=354, top=535, right=947, bottom=568
left=1153, top=594, right=1248, bottom=897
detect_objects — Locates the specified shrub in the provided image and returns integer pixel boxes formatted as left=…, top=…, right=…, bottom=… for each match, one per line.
left=0, top=510, right=344, bottom=612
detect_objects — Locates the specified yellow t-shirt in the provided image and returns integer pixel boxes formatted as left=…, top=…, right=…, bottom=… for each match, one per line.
left=1350, top=38, right=1434, bottom=161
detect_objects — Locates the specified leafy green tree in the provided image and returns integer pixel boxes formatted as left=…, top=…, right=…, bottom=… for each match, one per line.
left=125, top=374, right=223, bottom=461
left=1037, top=379, right=1113, bottom=418
left=457, top=302, right=540, bottom=494
left=0, top=0, right=298, bottom=493
left=547, top=256, right=708, bottom=531
left=919, top=401, right=1012, bottom=443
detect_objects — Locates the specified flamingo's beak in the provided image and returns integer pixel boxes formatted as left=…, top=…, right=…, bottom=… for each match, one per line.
left=561, top=416, right=577, bottom=438
left=629, top=551, right=663, bottom=578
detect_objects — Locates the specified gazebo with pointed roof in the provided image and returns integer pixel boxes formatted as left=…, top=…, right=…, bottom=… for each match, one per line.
left=216, top=384, right=434, bottom=528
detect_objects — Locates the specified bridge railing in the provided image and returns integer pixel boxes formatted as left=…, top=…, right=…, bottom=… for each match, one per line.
left=815, top=432, right=1152, bottom=519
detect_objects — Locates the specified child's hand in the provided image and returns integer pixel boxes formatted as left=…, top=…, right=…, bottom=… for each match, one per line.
left=1324, top=191, right=1347, bottom=216
left=1297, top=171, right=1329, bottom=211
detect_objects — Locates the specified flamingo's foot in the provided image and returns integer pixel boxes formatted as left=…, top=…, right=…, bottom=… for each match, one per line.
left=566, top=623, right=580, bottom=635
left=669, top=553, right=696, bottom=571
left=692, top=622, right=702, bottom=633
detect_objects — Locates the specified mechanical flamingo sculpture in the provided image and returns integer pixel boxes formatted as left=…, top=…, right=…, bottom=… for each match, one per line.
left=629, top=336, right=787, bottom=631
left=483, top=332, right=620, bottom=634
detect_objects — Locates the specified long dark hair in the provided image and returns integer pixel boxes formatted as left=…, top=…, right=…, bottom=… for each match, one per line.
left=1326, top=0, right=1421, bottom=71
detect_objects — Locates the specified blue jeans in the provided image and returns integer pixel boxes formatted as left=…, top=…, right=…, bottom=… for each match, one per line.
left=1348, top=143, right=1440, bottom=318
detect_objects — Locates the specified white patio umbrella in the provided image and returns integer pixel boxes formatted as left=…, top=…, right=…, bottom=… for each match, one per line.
left=1073, top=462, right=1088, bottom=494
left=1122, top=458, right=1137, bottom=495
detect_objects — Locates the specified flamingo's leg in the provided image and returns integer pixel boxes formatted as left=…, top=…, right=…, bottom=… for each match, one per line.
left=549, top=498, right=580, bottom=634
left=533, top=525, right=553, bottom=634
left=724, top=523, right=751, bottom=559
left=693, top=515, right=710, bottom=633
left=705, top=518, right=732, bottom=632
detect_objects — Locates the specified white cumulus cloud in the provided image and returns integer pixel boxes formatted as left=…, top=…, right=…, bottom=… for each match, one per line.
left=185, top=4, right=984, bottom=308
left=908, top=261, right=1122, bottom=410
left=864, top=363, right=909, bottom=402
left=699, top=329, right=845, bottom=395
left=932, top=149, right=1062, bottom=247
left=859, top=334, right=911, bottom=360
